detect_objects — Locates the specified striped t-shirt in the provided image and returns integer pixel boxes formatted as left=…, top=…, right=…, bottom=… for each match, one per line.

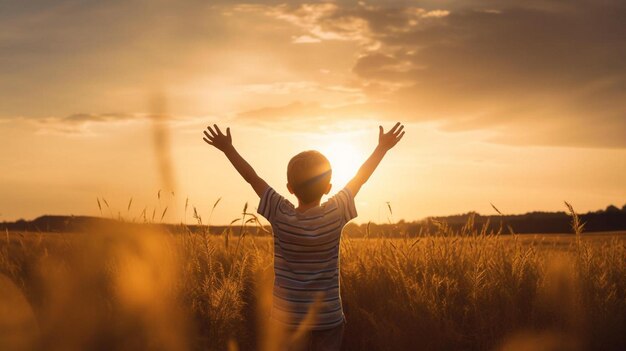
left=257, top=186, right=357, bottom=330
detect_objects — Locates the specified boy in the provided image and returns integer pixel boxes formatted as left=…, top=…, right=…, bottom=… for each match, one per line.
left=202, top=122, right=405, bottom=350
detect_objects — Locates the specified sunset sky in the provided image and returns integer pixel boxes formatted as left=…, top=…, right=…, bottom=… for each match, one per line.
left=1, top=0, right=625, bottom=224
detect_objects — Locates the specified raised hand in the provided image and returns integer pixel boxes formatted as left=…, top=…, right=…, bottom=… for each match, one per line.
left=346, top=121, right=406, bottom=197
left=202, top=124, right=268, bottom=197
left=203, top=124, right=233, bottom=152
left=378, top=122, right=405, bottom=151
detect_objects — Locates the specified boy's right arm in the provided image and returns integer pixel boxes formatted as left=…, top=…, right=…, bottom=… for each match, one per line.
left=345, top=122, right=405, bottom=197
left=203, top=124, right=269, bottom=197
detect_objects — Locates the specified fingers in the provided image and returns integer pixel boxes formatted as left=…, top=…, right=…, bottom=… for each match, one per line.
left=396, top=131, right=405, bottom=142
left=379, top=125, right=383, bottom=137
left=203, top=130, right=214, bottom=141
left=204, top=124, right=232, bottom=146
left=206, top=126, right=218, bottom=138
left=213, top=124, right=224, bottom=136
left=389, top=122, right=401, bottom=134
left=394, top=124, right=404, bottom=136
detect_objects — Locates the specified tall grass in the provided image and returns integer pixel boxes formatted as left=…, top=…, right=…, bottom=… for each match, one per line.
left=0, top=207, right=624, bottom=350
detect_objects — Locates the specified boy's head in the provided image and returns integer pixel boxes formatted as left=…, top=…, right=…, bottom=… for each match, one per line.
left=287, top=150, right=332, bottom=204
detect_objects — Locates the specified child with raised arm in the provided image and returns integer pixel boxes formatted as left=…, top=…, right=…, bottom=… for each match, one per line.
left=202, top=122, right=405, bottom=350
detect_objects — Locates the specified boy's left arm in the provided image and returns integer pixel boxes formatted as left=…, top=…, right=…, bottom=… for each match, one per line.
left=345, top=122, right=405, bottom=197
left=203, top=124, right=269, bottom=197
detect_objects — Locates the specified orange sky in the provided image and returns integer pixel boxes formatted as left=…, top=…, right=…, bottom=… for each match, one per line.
left=1, top=1, right=625, bottom=224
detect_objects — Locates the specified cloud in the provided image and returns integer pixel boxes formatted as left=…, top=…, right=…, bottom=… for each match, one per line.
left=353, top=53, right=417, bottom=82
left=246, top=1, right=626, bottom=148
left=0, top=109, right=210, bottom=136
left=241, top=81, right=320, bottom=95
left=238, top=102, right=323, bottom=121
left=29, top=113, right=143, bottom=134
left=292, top=35, right=321, bottom=44
left=2, top=1, right=625, bottom=148
left=236, top=99, right=409, bottom=133
left=60, top=113, right=139, bottom=124
left=248, top=2, right=451, bottom=47
left=0, top=1, right=228, bottom=119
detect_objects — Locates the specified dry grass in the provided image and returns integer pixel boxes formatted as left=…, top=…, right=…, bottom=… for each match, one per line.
left=0, top=209, right=625, bottom=350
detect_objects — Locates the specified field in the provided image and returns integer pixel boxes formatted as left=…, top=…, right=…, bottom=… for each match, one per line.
left=1, top=222, right=625, bottom=351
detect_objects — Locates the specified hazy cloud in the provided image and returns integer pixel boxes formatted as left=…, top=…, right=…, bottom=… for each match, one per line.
left=60, top=113, right=139, bottom=124
left=27, top=113, right=143, bottom=134
left=246, top=1, right=626, bottom=148
left=238, top=102, right=324, bottom=121
left=236, top=99, right=409, bottom=133
left=249, top=2, right=451, bottom=47
left=2, top=1, right=625, bottom=147
left=0, top=0, right=227, bottom=118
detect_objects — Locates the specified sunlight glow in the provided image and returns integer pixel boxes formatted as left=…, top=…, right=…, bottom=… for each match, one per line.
left=319, top=140, right=366, bottom=189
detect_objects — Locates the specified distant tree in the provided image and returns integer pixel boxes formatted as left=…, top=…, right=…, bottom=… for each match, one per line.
left=606, top=205, right=620, bottom=213
left=622, top=204, right=626, bottom=212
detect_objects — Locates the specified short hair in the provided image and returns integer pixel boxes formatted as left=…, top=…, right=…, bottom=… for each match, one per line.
left=287, top=150, right=332, bottom=203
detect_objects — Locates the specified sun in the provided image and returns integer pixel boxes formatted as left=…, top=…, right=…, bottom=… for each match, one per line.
left=319, top=140, right=365, bottom=189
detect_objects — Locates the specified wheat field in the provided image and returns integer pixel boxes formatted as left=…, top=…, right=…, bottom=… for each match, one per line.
left=1, top=213, right=625, bottom=351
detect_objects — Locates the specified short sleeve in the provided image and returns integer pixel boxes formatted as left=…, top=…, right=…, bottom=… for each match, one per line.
left=333, top=187, right=358, bottom=223
left=257, top=187, right=284, bottom=222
